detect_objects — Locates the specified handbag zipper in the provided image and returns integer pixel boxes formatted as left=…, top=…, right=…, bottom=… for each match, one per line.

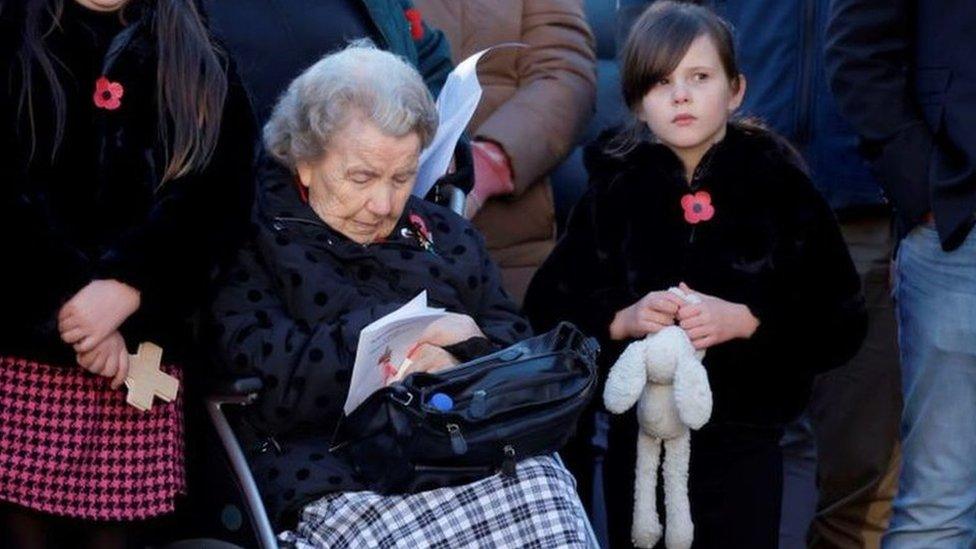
left=447, top=423, right=468, bottom=455
left=501, top=445, right=517, bottom=477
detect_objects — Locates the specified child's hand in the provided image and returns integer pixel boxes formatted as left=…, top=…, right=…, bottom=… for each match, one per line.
left=609, top=290, right=685, bottom=340
left=58, top=280, right=140, bottom=353
left=676, top=283, right=759, bottom=349
left=76, top=331, right=130, bottom=389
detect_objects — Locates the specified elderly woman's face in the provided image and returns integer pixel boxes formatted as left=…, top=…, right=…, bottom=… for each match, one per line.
left=297, top=116, right=421, bottom=245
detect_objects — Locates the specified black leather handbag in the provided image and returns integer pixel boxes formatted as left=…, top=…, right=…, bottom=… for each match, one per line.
left=329, top=322, right=599, bottom=494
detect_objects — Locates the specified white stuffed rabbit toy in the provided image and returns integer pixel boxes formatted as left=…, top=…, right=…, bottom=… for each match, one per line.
left=603, top=288, right=713, bottom=549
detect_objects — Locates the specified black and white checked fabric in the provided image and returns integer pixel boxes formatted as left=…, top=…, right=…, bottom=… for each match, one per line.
left=280, top=455, right=591, bottom=548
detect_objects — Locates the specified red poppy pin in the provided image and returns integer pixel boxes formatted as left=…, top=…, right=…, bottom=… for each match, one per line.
left=680, top=191, right=715, bottom=224
left=93, top=76, right=124, bottom=110
left=407, top=212, right=436, bottom=253
left=404, top=8, right=424, bottom=40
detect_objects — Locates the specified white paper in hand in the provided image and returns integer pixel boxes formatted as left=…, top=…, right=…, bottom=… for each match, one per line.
left=343, top=292, right=447, bottom=414
left=413, top=44, right=525, bottom=198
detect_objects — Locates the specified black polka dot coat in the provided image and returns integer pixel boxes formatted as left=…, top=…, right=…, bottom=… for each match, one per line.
left=210, top=156, right=530, bottom=525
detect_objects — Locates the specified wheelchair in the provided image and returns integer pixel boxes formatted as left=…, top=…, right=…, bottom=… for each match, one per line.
left=160, top=186, right=600, bottom=548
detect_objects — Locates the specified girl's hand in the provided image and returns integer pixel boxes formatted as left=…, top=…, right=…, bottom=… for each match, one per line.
left=609, top=290, right=685, bottom=340
left=76, top=331, right=130, bottom=389
left=415, top=313, right=485, bottom=348
left=59, top=280, right=140, bottom=353
left=389, top=343, right=460, bottom=384
left=676, top=283, right=760, bottom=350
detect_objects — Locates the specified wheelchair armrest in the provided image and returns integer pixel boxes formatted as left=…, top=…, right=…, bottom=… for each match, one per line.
left=209, top=376, right=264, bottom=406
left=215, top=376, right=264, bottom=396
left=203, top=375, right=278, bottom=549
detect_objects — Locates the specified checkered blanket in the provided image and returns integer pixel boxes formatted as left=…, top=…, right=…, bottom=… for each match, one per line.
left=280, top=455, right=592, bottom=548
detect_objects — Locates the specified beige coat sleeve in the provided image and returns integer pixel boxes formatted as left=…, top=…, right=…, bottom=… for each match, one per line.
left=473, top=0, right=596, bottom=197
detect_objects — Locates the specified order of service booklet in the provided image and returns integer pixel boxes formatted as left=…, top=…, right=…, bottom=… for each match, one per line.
left=343, top=292, right=447, bottom=415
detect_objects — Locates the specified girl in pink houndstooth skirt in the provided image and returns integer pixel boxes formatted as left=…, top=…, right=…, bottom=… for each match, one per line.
left=0, top=0, right=255, bottom=545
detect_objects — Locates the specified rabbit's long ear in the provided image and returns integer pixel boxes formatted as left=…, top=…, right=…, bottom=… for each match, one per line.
left=603, top=340, right=647, bottom=414
left=673, top=355, right=713, bottom=429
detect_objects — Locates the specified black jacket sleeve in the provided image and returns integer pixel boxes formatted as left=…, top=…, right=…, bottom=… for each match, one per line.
left=469, top=228, right=532, bottom=347
left=523, top=184, right=632, bottom=358
left=211, top=241, right=403, bottom=435
left=405, top=0, right=453, bottom=98
left=0, top=8, right=94, bottom=348
left=824, top=0, right=932, bottom=226
left=740, top=161, right=867, bottom=375
left=96, top=65, right=256, bottom=331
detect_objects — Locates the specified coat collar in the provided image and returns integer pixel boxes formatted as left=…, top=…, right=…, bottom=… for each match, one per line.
left=255, top=153, right=440, bottom=254
left=585, top=122, right=798, bottom=191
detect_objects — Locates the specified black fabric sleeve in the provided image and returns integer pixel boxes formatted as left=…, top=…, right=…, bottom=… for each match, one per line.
left=740, top=163, right=867, bottom=375
left=0, top=11, right=94, bottom=349
left=442, top=336, right=496, bottom=363
left=824, top=0, right=932, bottom=225
left=523, top=186, right=632, bottom=348
left=210, top=241, right=403, bottom=435
left=470, top=228, right=532, bottom=347
left=96, top=64, right=257, bottom=330
left=406, top=0, right=453, bottom=98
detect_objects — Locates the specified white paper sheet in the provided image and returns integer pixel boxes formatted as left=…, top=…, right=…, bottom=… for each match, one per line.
left=343, top=292, right=446, bottom=414
left=413, top=44, right=525, bottom=198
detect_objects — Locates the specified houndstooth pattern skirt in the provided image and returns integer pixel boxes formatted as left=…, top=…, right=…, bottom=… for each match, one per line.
left=0, top=356, right=185, bottom=520
left=280, top=455, right=592, bottom=548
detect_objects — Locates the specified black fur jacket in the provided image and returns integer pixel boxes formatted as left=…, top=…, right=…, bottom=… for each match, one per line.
left=525, top=123, right=867, bottom=425
left=0, top=1, right=256, bottom=364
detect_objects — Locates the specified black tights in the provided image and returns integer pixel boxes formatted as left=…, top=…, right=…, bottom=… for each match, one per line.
left=0, top=503, right=146, bottom=549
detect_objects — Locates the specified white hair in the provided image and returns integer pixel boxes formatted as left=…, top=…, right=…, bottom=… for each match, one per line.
left=263, top=42, right=438, bottom=170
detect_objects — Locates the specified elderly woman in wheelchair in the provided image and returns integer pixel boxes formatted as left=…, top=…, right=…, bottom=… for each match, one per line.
left=210, top=45, right=592, bottom=548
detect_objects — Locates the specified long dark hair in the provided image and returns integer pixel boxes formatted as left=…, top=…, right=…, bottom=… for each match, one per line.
left=608, top=1, right=748, bottom=156
left=12, top=0, right=227, bottom=182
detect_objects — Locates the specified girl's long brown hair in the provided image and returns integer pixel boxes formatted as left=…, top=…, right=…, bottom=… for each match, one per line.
left=11, top=0, right=227, bottom=182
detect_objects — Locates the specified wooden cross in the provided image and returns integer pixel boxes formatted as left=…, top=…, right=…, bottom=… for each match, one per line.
left=125, top=342, right=179, bottom=412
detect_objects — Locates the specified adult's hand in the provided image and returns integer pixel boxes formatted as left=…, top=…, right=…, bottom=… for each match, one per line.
left=676, top=282, right=759, bottom=350
left=609, top=290, right=685, bottom=340
left=76, top=330, right=130, bottom=389
left=59, top=279, right=141, bottom=353
left=415, top=313, right=485, bottom=348
left=389, top=343, right=460, bottom=383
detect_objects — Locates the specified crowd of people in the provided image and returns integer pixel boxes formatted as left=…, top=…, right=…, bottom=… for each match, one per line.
left=0, top=0, right=973, bottom=548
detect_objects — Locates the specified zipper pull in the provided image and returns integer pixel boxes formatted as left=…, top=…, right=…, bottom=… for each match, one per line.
left=258, top=434, right=283, bottom=455
left=470, top=390, right=487, bottom=418
left=501, top=445, right=517, bottom=477
left=447, top=423, right=468, bottom=455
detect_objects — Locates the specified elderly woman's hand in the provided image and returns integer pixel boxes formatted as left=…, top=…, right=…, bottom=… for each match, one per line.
left=416, top=313, right=485, bottom=348
left=390, top=343, right=461, bottom=383
left=386, top=313, right=485, bottom=384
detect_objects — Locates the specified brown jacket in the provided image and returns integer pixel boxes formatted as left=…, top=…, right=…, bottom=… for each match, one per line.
left=415, top=0, right=596, bottom=303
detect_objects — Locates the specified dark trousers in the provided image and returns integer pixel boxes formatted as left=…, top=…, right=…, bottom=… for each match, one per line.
left=589, top=413, right=784, bottom=549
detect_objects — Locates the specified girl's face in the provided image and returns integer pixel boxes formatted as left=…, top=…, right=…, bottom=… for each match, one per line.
left=73, top=0, right=129, bottom=12
left=637, top=34, right=746, bottom=176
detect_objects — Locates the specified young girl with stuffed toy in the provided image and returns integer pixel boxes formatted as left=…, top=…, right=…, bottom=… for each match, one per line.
left=0, top=0, right=254, bottom=546
left=524, top=2, right=866, bottom=547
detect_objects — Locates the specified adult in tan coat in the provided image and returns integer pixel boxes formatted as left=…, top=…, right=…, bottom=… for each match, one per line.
left=415, top=0, right=597, bottom=304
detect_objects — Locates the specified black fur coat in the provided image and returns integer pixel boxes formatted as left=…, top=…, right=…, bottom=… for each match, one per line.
left=0, top=1, right=256, bottom=364
left=525, top=123, right=867, bottom=425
